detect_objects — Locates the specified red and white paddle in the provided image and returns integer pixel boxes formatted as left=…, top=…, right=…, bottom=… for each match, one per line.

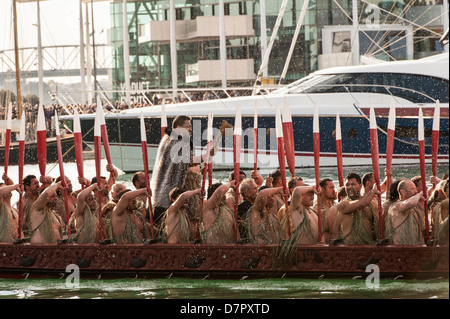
left=431, top=100, right=440, bottom=184
left=276, top=106, right=291, bottom=236
left=418, top=108, right=430, bottom=242
left=36, top=104, right=47, bottom=178
left=385, top=99, right=396, bottom=199
left=369, top=105, right=384, bottom=239
left=96, top=97, right=112, bottom=165
left=161, top=101, right=167, bottom=139
left=313, top=105, right=322, bottom=241
left=207, top=113, right=214, bottom=186
left=253, top=101, right=258, bottom=171
left=73, top=108, right=85, bottom=185
left=282, top=98, right=295, bottom=177
left=140, top=113, right=154, bottom=239
left=17, top=111, right=26, bottom=239
left=94, top=109, right=104, bottom=240
left=233, top=106, right=242, bottom=242
left=335, top=111, right=344, bottom=187
left=2, top=103, right=12, bottom=181
left=54, top=111, right=71, bottom=236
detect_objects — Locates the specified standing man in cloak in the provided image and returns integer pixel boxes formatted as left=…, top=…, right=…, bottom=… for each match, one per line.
left=151, top=115, right=213, bottom=228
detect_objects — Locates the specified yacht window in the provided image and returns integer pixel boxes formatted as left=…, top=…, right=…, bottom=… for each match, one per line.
left=275, top=73, right=449, bottom=103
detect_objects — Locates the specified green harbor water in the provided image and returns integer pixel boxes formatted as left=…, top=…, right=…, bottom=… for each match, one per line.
left=0, top=277, right=448, bottom=299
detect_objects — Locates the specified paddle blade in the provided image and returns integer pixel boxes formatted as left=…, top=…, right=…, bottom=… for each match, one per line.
left=36, top=104, right=47, bottom=176
left=431, top=100, right=440, bottom=178
left=282, top=98, right=295, bottom=176
left=335, top=112, right=344, bottom=187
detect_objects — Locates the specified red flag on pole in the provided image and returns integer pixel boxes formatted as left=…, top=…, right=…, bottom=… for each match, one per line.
left=94, top=109, right=104, bottom=240
left=276, top=107, right=292, bottom=236
left=335, top=111, right=344, bottom=188
left=3, top=103, right=12, bottom=181
left=385, top=100, right=396, bottom=199
left=140, top=113, right=154, bottom=239
left=54, top=111, right=72, bottom=236
left=369, top=106, right=384, bottom=239
left=233, top=106, right=242, bottom=242
left=17, top=111, right=26, bottom=239
left=431, top=100, right=440, bottom=182
left=73, top=108, right=84, bottom=185
left=36, top=104, right=47, bottom=178
left=313, top=105, right=322, bottom=241
left=282, top=98, right=295, bottom=177
left=418, top=108, right=430, bottom=242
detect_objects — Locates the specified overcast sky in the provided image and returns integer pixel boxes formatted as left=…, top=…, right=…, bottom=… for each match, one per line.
left=0, top=0, right=111, bottom=51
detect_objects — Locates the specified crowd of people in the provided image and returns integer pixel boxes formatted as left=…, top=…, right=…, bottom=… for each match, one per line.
left=0, top=115, right=448, bottom=249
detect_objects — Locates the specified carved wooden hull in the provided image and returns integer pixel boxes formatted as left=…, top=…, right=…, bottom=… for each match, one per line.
left=0, top=243, right=448, bottom=279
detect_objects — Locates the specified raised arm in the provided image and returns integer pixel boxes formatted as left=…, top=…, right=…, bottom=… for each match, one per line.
left=39, top=175, right=54, bottom=190
left=290, top=185, right=320, bottom=211
left=106, top=164, right=118, bottom=191
left=169, top=188, right=203, bottom=213
left=75, top=183, right=99, bottom=216
left=0, top=184, right=21, bottom=196
left=114, top=188, right=149, bottom=217
left=204, top=181, right=237, bottom=211
left=254, top=187, right=284, bottom=212
left=31, top=181, right=62, bottom=212
left=392, top=192, right=425, bottom=213
left=2, top=173, right=14, bottom=185
left=250, top=170, right=264, bottom=187
left=338, top=184, right=380, bottom=215
left=380, top=169, right=392, bottom=193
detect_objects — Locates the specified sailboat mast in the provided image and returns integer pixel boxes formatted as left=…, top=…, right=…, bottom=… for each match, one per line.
left=12, top=0, right=22, bottom=118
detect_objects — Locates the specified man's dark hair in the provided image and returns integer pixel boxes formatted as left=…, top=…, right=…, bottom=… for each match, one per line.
left=169, top=187, right=186, bottom=202
left=337, top=186, right=347, bottom=200
left=23, top=175, right=37, bottom=187
left=319, top=178, right=333, bottom=188
left=345, top=172, right=361, bottom=185
left=362, top=172, right=374, bottom=187
left=228, top=170, right=246, bottom=182
left=172, top=115, right=191, bottom=129
left=269, top=169, right=281, bottom=186
left=288, top=176, right=303, bottom=194
left=388, top=178, right=406, bottom=202
left=91, top=176, right=106, bottom=184
left=117, top=189, right=131, bottom=200
left=258, top=185, right=270, bottom=192
left=207, top=183, right=223, bottom=199
left=132, top=171, right=144, bottom=188
left=411, top=175, right=421, bottom=187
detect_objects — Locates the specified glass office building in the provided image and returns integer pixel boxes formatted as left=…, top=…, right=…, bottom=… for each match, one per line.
left=109, top=0, right=447, bottom=98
